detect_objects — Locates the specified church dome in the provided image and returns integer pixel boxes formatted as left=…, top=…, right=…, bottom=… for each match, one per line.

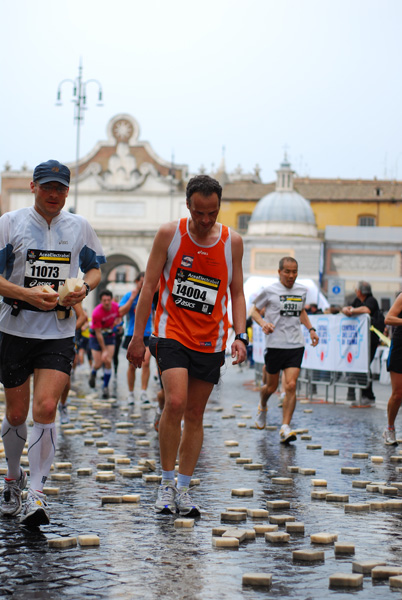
left=248, top=156, right=317, bottom=237
left=251, top=190, right=315, bottom=224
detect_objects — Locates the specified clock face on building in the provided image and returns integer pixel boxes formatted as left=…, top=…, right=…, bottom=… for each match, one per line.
left=112, top=119, right=134, bottom=142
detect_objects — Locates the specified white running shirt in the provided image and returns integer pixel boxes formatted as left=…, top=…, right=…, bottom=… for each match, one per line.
left=0, top=206, right=105, bottom=339
left=254, top=280, right=308, bottom=349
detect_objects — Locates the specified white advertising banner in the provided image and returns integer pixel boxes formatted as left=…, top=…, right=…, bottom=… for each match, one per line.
left=253, top=314, right=370, bottom=374
left=252, top=322, right=265, bottom=364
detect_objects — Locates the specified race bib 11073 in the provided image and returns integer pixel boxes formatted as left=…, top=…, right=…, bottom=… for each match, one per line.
left=24, top=249, right=71, bottom=289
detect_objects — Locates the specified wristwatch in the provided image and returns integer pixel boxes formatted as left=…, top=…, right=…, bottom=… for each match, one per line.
left=235, top=333, right=249, bottom=346
left=83, top=282, right=91, bottom=297
left=309, top=327, right=316, bottom=332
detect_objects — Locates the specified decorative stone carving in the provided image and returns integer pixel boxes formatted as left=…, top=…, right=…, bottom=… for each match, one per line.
left=96, top=143, right=159, bottom=191
left=330, top=254, right=395, bottom=273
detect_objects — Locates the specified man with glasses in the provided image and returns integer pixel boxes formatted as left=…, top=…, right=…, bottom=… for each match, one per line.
left=0, top=160, right=105, bottom=527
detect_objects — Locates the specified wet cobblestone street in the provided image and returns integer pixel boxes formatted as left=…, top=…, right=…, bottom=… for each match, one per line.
left=1, top=357, right=401, bottom=600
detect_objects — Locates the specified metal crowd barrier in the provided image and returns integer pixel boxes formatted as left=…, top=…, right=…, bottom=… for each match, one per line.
left=254, top=364, right=371, bottom=404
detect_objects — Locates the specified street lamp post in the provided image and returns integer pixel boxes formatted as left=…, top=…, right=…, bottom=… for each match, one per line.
left=56, top=60, right=103, bottom=213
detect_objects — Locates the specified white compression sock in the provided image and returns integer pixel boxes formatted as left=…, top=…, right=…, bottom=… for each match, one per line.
left=27, top=421, right=57, bottom=492
left=1, top=416, right=27, bottom=480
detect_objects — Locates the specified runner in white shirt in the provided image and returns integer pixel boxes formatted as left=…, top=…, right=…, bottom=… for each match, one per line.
left=250, top=257, right=319, bottom=443
left=0, top=160, right=105, bottom=527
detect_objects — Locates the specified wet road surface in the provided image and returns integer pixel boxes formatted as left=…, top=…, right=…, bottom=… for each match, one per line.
left=0, top=357, right=401, bottom=599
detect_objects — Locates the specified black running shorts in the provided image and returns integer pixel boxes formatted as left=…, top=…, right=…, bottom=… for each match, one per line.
left=149, top=335, right=225, bottom=384
left=89, top=333, right=115, bottom=351
left=0, top=332, right=75, bottom=388
left=264, top=346, right=304, bottom=375
left=123, top=335, right=150, bottom=350
left=387, top=338, right=402, bottom=374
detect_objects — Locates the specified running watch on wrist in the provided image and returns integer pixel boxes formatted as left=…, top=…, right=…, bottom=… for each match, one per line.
left=83, top=282, right=91, bottom=297
left=235, top=333, right=249, bottom=346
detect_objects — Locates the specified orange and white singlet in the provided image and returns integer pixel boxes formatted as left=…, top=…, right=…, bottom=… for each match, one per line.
left=154, top=218, right=232, bottom=353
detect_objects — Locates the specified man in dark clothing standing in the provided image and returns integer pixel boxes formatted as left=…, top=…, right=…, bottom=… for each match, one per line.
left=342, top=281, right=381, bottom=405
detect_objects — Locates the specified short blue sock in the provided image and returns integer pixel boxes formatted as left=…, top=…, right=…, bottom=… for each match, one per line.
left=161, top=470, right=175, bottom=483
left=177, top=473, right=192, bottom=489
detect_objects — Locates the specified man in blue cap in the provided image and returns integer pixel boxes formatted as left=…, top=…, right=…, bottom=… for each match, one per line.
left=0, top=160, right=106, bottom=527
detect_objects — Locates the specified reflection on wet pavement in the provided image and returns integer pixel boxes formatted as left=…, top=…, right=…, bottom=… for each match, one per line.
left=0, top=360, right=401, bottom=599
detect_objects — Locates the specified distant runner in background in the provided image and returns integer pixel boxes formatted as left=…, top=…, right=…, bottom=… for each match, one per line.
left=250, top=257, right=319, bottom=443
left=119, top=272, right=153, bottom=406
left=89, top=290, right=120, bottom=399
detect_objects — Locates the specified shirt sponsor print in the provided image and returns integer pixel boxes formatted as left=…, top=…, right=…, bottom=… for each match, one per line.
left=180, top=255, right=194, bottom=268
left=172, top=268, right=220, bottom=315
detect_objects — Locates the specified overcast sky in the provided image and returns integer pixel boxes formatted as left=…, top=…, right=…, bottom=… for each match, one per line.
left=1, top=0, right=401, bottom=186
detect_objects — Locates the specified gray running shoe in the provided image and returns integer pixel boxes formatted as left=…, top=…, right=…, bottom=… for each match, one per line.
left=155, top=481, right=177, bottom=514
left=176, top=487, right=200, bottom=517
left=102, top=387, right=109, bottom=399
left=383, top=427, right=398, bottom=446
left=0, top=470, right=27, bottom=516
left=58, top=403, right=70, bottom=425
left=20, top=489, right=50, bottom=527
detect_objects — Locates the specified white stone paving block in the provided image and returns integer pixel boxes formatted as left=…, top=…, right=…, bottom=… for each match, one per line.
left=231, top=488, right=253, bottom=497
left=48, top=537, right=77, bottom=549
left=78, top=535, right=100, bottom=546
left=310, top=532, right=338, bottom=544
left=242, top=573, right=272, bottom=587
left=329, top=573, right=363, bottom=588
left=212, top=536, right=239, bottom=548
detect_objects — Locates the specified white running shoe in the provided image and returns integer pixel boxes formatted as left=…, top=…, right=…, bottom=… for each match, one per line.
left=176, top=487, right=201, bottom=517
left=58, top=403, right=70, bottom=425
left=255, top=403, right=267, bottom=429
left=127, top=391, right=135, bottom=405
left=0, top=469, right=27, bottom=516
left=155, top=481, right=177, bottom=514
left=280, top=424, right=297, bottom=444
left=383, top=427, right=398, bottom=446
left=20, top=489, right=50, bottom=527
left=140, top=391, right=150, bottom=405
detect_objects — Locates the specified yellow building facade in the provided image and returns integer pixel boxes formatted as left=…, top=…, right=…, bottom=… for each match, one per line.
left=218, top=177, right=402, bottom=234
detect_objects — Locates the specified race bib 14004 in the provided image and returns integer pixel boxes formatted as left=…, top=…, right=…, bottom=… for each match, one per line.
left=172, top=268, right=220, bottom=315
left=24, top=249, right=71, bottom=289
left=279, top=294, right=303, bottom=317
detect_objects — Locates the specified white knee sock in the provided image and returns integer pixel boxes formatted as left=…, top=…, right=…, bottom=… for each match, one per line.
left=1, top=416, right=27, bottom=480
left=28, top=421, right=57, bottom=492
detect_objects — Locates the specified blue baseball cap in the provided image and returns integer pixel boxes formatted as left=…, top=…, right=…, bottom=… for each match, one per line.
left=33, top=160, right=70, bottom=187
